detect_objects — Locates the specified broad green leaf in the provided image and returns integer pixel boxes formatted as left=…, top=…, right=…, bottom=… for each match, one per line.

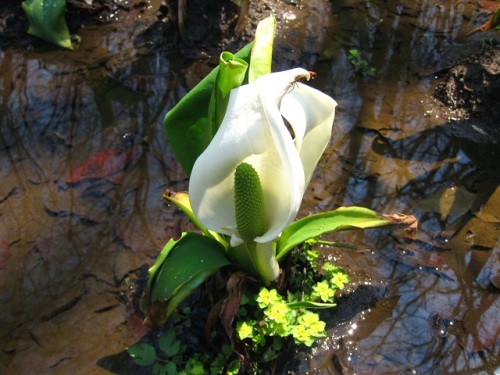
left=287, top=301, right=336, bottom=309
left=249, top=15, right=276, bottom=83
left=148, top=233, right=230, bottom=323
left=164, top=43, right=253, bottom=176
left=127, top=343, right=157, bottom=366
left=144, top=235, right=183, bottom=307
left=22, top=0, right=80, bottom=50
left=153, top=362, right=176, bottom=375
left=158, top=330, right=181, bottom=357
left=275, top=207, right=392, bottom=262
left=207, top=52, right=248, bottom=141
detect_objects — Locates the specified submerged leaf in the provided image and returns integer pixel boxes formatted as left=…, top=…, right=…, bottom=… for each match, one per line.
left=466, top=1, right=500, bottom=36
left=410, top=185, right=476, bottom=221
left=22, top=0, right=80, bottom=50
left=66, top=146, right=142, bottom=184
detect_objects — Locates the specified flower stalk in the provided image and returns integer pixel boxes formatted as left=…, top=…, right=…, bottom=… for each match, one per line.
left=232, top=241, right=279, bottom=284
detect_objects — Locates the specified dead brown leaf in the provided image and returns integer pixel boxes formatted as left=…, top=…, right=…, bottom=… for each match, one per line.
left=381, top=212, right=418, bottom=238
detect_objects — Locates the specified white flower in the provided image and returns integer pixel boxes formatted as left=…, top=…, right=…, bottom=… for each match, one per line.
left=189, top=68, right=337, bottom=247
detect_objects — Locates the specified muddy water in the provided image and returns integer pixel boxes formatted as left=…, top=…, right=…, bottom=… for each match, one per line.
left=0, top=0, right=499, bottom=374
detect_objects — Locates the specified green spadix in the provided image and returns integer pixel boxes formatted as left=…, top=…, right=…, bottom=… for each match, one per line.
left=234, top=162, right=266, bottom=243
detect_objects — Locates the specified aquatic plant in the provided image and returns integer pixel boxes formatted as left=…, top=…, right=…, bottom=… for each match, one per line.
left=133, top=14, right=416, bottom=371
left=129, top=247, right=347, bottom=371
left=127, top=328, right=240, bottom=374
left=348, top=49, right=376, bottom=77
left=22, top=0, right=80, bottom=50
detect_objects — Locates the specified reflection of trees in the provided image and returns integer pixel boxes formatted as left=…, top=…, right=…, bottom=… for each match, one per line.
left=305, top=0, right=500, bottom=373
left=0, top=28, right=193, bottom=370
left=351, top=229, right=500, bottom=374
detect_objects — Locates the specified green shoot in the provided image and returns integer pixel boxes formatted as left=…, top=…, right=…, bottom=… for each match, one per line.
left=348, top=49, right=376, bottom=77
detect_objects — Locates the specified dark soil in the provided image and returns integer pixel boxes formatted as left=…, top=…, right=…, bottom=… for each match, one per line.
left=434, top=47, right=500, bottom=144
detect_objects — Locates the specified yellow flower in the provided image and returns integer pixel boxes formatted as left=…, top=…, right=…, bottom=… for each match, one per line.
left=256, top=288, right=281, bottom=308
left=312, top=280, right=335, bottom=302
left=291, top=325, right=314, bottom=346
left=265, top=301, right=289, bottom=324
left=330, top=272, right=349, bottom=289
left=298, top=311, right=320, bottom=327
left=236, top=321, right=254, bottom=340
left=309, top=320, right=326, bottom=336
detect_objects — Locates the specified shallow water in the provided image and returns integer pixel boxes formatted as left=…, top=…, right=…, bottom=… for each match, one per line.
left=0, top=0, right=499, bottom=374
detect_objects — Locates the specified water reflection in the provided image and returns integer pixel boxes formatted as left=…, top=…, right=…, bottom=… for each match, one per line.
left=302, top=0, right=499, bottom=373
left=0, top=10, right=191, bottom=372
left=0, top=0, right=499, bottom=373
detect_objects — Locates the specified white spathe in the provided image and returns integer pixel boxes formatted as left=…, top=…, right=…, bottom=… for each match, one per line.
left=189, top=68, right=337, bottom=246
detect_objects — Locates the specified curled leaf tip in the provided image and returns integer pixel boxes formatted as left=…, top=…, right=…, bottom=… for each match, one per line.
left=163, top=189, right=176, bottom=200
left=381, top=213, right=419, bottom=238
left=294, top=71, right=311, bottom=82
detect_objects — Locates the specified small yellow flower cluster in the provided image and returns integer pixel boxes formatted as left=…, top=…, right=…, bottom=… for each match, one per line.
left=235, top=255, right=350, bottom=353
left=236, top=320, right=255, bottom=340
left=236, top=287, right=327, bottom=347
left=256, top=288, right=280, bottom=308
left=311, top=280, right=336, bottom=302
left=322, top=262, right=350, bottom=290
left=292, top=311, right=326, bottom=346
left=330, top=272, right=349, bottom=289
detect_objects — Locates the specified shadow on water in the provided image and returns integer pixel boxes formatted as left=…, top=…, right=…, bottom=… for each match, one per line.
left=0, top=0, right=498, bottom=373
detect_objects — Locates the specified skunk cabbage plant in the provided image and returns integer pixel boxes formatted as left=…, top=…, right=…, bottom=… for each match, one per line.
left=143, top=15, right=416, bottom=327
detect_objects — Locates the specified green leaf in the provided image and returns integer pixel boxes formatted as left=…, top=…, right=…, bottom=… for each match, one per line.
left=158, top=330, right=181, bottom=357
left=249, top=15, right=276, bottom=83
left=22, top=0, right=80, bottom=50
left=153, top=362, right=177, bottom=375
left=164, top=43, right=253, bottom=176
left=287, top=300, right=336, bottom=309
left=207, top=52, right=248, bottom=141
left=127, top=343, right=157, bottom=366
left=227, top=359, right=241, bottom=375
left=148, top=233, right=231, bottom=323
left=144, top=236, right=183, bottom=309
left=275, top=207, right=392, bottom=262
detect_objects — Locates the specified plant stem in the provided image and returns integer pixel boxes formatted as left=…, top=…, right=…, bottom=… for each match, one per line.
left=231, top=241, right=279, bottom=284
